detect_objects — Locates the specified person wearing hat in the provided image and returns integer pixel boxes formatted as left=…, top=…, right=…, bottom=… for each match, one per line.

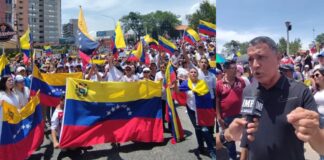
left=121, top=64, right=138, bottom=82
left=56, top=64, right=65, bottom=73
left=314, top=52, right=324, bottom=69
left=195, top=42, right=209, bottom=62
left=140, top=67, right=151, bottom=80
left=312, top=67, right=324, bottom=159
left=16, top=66, right=31, bottom=88
left=13, top=75, right=30, bottom=109
left=279, top=64, right=295, bottom=79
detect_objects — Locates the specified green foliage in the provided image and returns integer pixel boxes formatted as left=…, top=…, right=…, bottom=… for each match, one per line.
left=186, top=0, right=216, bottom=30
left=120, top=11, right=181, bottom=39
left=315, top=33, right=324, bottom=49
left=277, top=37, right=302, bottom=55
left=223, top=40, right=249, bottom=55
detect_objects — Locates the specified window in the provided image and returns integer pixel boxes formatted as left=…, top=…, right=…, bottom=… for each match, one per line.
left=5, top=13, right=12, bottom=23
left=5, top=0, right=12, bottom=4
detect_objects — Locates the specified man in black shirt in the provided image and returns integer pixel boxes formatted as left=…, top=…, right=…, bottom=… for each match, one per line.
left=238, top=36, right=324, bottom=160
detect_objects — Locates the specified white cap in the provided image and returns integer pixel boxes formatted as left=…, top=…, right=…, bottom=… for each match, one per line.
left=16, top=66, right=26, bottom=73
left=15, top=75, right=24, bottom=82
left=143, top=67, right=150, bottom=72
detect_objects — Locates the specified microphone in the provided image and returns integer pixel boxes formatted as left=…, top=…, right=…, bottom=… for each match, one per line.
left=240, top=90, right=263, bottom=148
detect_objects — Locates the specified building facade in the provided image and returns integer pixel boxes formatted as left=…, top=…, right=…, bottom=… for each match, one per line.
left=29, top=0, right=61, bottom=44
left=0, top=0, right=13, bottom=25
left=62, top=19, right=77, bottom=44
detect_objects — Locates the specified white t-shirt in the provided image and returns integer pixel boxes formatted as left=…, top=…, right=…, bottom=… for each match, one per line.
left=0, top=91, right=20, bottom=109
left=198, top=69, right=216, bottom=99
left=105, top=65, right=123, bottom=82
left=186, top=84, right=196, bottom=111
left=121, top=75, right=139, bottom=82
left=85, top=72, right=103, bottom=82
left=51, top=108, right=64, bottom=136
left=155, top=71, right=166, bottom=100
left=314, top=90, right=324, bottom=128
left=14, top=87, right=30, bottom=108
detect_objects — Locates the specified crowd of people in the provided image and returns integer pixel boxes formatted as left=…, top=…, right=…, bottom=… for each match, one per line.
left=1, top=35, right=324, bottom=160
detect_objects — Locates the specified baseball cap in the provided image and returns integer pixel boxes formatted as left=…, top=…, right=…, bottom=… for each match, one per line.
left=16, top=66, right=26, bottom=73
left=279, top=64, right=294, bottom=72
left=143, top=67, right=151, bottom=72
left=317, top=52, right=324, bottom=57
left=15, top=75, right=24, bottom=82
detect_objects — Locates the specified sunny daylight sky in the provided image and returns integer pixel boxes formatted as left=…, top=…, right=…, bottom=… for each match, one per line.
left=62, top=0, right=216, bottom=37
left=217, top=0, right=324, bottom=51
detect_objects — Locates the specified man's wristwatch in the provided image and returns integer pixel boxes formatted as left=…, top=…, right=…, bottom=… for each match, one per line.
left=220, top=129, right=231, bottom=145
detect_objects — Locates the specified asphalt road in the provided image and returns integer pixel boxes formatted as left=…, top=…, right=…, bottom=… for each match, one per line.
left=27, top=106, right=319, bottom=160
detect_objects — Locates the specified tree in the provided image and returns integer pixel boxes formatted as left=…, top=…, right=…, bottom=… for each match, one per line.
left=277, top=37, right=302, bottom=55
left=120, top=11, right=181, bottom=40
left=223, top=40, right=249, bottom=55
left=186, top=0, right=216, bottom=30
left=315, top=33, right=324, bottom=50
left=120, top=12, right=144, bottom=41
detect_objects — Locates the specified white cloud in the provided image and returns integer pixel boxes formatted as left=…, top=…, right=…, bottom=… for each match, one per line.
left=62, top=0, right=125, bottom=11
left=217, top=28, right=311, bottom=52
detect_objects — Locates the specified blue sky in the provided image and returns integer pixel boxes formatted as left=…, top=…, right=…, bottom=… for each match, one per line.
left=217, top=0, right=324, bottom=50
left=62, top=0, right=215, bottom=36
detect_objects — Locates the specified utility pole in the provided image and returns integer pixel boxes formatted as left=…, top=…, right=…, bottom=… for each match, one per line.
left=285, top=21, right=292, bottom=56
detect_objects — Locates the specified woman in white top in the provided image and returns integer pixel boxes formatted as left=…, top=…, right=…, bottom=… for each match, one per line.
left=313, top=67, right=324, bottom=160
left=121, top=65, right=138, bottom=82
left=13, top=75, right=30, bottom=108
left=0, top=76, right=20, bottom=108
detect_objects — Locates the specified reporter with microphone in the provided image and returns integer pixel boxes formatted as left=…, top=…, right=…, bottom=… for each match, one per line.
left=236, top=36, right=324, bottom=160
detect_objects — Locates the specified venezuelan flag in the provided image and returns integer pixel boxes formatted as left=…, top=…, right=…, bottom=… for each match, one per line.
left=20, top=27, right=32, bottom=64
left=110, top=36, right=119, bottom=59
left=133, top=40, right=145, bottom=63
left=199, top=20, right=216, bottom=37
left=164, top=62, right=184, bottom=144
left=184, top=28, right=200, bottom=45
left=179, top=79, right=215, bottom=126
left=44, top=45, right=52, bottom=56
left=144, top=34, right=159, bottom=50
left=0, top=91, right=44, bottom=160
left=158, top=36, right=177, bottom=55
left=30, top=66, right=83, bottom=107
left=77, top=7, right=99, bottom=67
left=0, top=54, right=11, bottom=77
left=59, top=78, right=164, bottom=148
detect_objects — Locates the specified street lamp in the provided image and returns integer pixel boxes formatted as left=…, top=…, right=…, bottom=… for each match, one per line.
left=285, top=21, right=292, bottom=56
left=101, top=15, right=116, bottom=28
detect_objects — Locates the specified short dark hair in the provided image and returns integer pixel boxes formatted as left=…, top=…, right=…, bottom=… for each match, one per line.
left=249, top=36, right=278, bottom=53
left=0, top=76, right=10, bottom=91
left=223, top=60, right=236, bottom=69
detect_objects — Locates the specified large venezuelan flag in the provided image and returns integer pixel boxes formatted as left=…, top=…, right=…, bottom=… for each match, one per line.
left=198, top=20, right=216, bottom=37
left=0, top=91, right=44, bottom=160
left=59, top=78, right=164, bottom=148
left=30, top=66, right=83, bottom=107
left=0, top=54, right=11, bottom=77
left=164, top=62, right=184, bottom=144
left=184, top=28, right=200, bottom=45
left=158, top=36, right=177, bottom=55
left=179, top=79, right=216, bottom=126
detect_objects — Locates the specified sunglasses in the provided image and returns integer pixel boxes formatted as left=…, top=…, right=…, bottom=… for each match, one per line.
left=143, top=71, right=150, bottom=73
left=314, top=73, right=322, bottom=78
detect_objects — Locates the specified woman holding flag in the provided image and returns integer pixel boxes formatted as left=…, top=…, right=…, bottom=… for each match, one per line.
left=177, top=67, right=217, bottom=160
left=0, top=76, right=20, bottom=108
